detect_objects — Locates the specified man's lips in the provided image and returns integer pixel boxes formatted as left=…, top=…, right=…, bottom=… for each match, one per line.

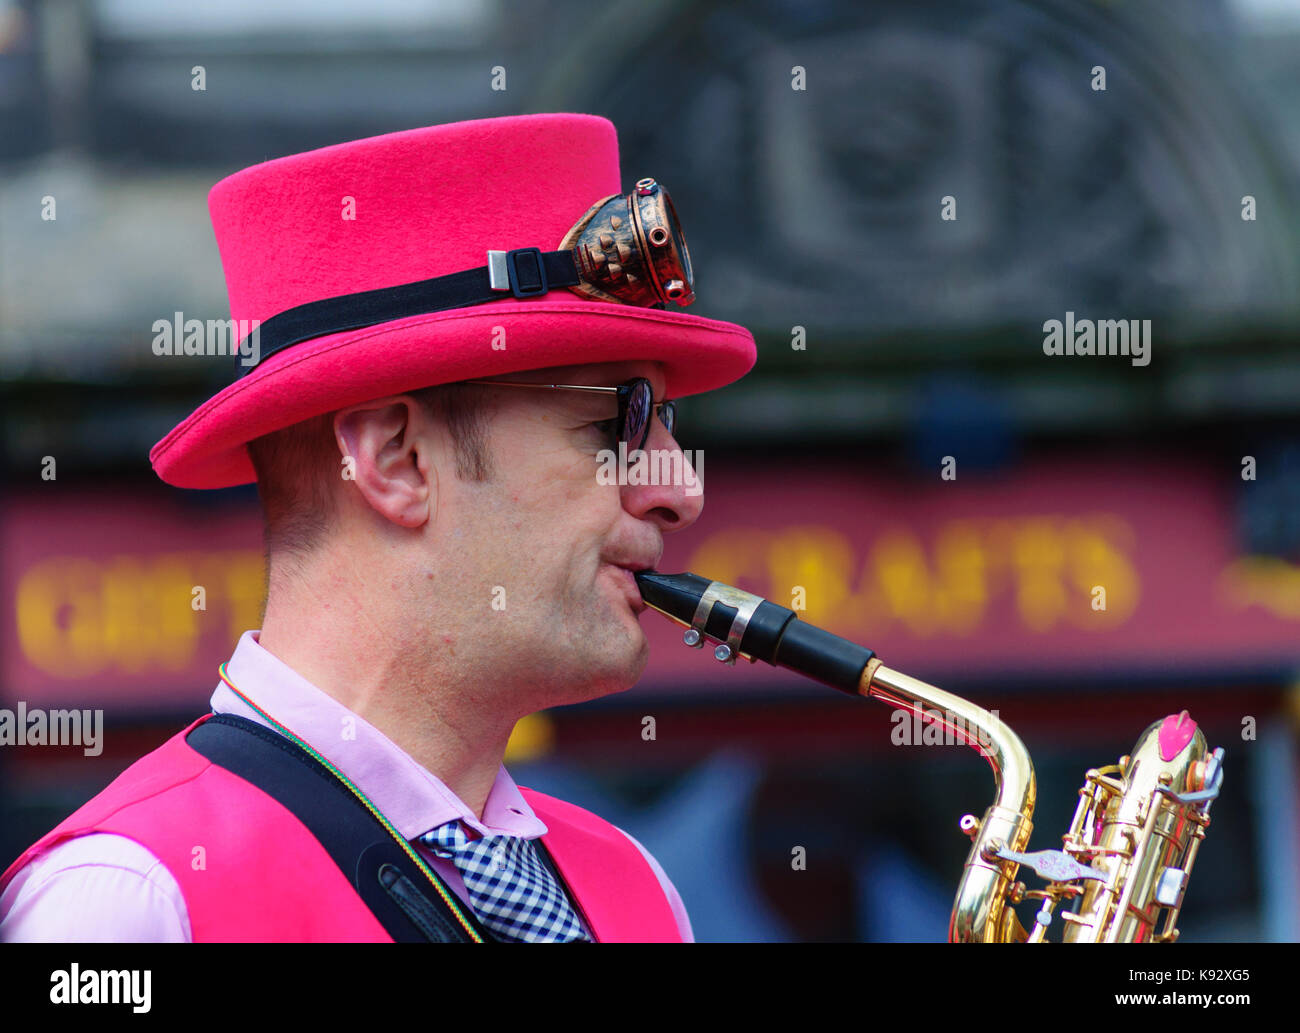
left=610, top=564, right=649, bottom=614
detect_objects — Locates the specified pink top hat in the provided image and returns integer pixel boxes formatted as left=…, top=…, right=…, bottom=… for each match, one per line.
left=149, top=112, right=756, bottom=490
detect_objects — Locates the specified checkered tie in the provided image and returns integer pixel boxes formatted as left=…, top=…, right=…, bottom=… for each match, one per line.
left=420, top=820, right=590, bottom=942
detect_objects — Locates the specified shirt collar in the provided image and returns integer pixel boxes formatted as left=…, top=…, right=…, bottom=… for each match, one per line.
left=210, top=630, right=548, bottom=841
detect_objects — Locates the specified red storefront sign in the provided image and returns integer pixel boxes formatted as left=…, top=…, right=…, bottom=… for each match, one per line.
left=649, top=458, right=1300, bottom=691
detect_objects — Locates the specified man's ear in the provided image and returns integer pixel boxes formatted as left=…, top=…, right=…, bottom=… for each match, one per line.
left=332, top=396, right=433, bottom=529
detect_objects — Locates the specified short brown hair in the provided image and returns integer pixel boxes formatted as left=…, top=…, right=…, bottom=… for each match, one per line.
left=246, top=382, right=496, bottom=561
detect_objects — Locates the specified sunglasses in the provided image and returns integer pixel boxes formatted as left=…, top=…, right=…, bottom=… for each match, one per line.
left=462, top=377, right=676, bottom=452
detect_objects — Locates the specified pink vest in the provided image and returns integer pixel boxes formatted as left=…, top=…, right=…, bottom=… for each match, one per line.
left=1, top=715, right=682, bottom=942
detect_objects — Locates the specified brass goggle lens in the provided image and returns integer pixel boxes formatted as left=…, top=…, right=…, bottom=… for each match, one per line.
left=560, top=177, right=696, bottom=308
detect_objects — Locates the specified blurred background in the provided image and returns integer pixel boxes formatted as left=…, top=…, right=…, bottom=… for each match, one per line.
left=2, top=0, right=1299, bottom=941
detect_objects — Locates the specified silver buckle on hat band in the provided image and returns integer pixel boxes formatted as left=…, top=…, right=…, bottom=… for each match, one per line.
left=487, top=250, right=511, bottom=291
left=486, top=248, right=548, bottom=299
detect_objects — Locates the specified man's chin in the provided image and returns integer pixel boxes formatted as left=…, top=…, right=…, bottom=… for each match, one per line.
left=585, top=645, right=649, bottom=698
left=533, top=605, right=650, bottom=706
left=561, top=640, right=649, bottom=706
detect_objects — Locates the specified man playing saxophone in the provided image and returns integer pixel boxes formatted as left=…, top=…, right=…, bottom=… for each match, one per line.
left=0, top=113, right=756, bottom=942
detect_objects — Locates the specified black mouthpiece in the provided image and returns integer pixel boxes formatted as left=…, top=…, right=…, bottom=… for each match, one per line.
left=633, top=570, right=875, bottom=695
left=633, top=570, right=713, bottom=623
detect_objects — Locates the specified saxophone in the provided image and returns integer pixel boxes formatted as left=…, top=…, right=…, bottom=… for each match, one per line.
left=635, top=571, right=1224, bottom=943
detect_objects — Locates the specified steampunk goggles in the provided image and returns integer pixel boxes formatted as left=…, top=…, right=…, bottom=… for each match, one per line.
left=239, top=177, right=694, bottom=377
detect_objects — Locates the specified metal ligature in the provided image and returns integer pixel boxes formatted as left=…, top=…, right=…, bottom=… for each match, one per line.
left=635, top=571, right=1224, bottom=943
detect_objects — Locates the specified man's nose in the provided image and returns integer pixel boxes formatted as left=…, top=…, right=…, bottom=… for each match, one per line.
left=619, top=415, right=704, bottom=531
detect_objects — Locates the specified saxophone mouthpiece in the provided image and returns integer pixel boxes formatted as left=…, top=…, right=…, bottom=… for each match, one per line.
left=632, top=570, right=712, bottom=624
left=633, top=570, right=875, bottom=692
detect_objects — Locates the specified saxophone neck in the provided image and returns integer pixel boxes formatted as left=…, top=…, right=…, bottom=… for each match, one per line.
left=863, top=660, right=1037, bottom=943
left=863, top=659, right=1036, bottom=817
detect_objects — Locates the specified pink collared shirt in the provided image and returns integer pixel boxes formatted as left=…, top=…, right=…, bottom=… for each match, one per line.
left=0, top=631, right=692, bottom=942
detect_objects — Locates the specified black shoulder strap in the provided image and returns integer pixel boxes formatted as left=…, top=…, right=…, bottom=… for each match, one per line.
left=185, top=712, right=496, bottom=943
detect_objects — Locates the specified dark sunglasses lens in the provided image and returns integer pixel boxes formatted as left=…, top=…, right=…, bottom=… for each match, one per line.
left=658, top=400, right=676, bottom=438
left=623, top=380, right=652, bottom=447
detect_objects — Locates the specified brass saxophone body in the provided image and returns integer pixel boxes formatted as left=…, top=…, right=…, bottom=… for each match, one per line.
left=635, top=571, right=1223, bottom=943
